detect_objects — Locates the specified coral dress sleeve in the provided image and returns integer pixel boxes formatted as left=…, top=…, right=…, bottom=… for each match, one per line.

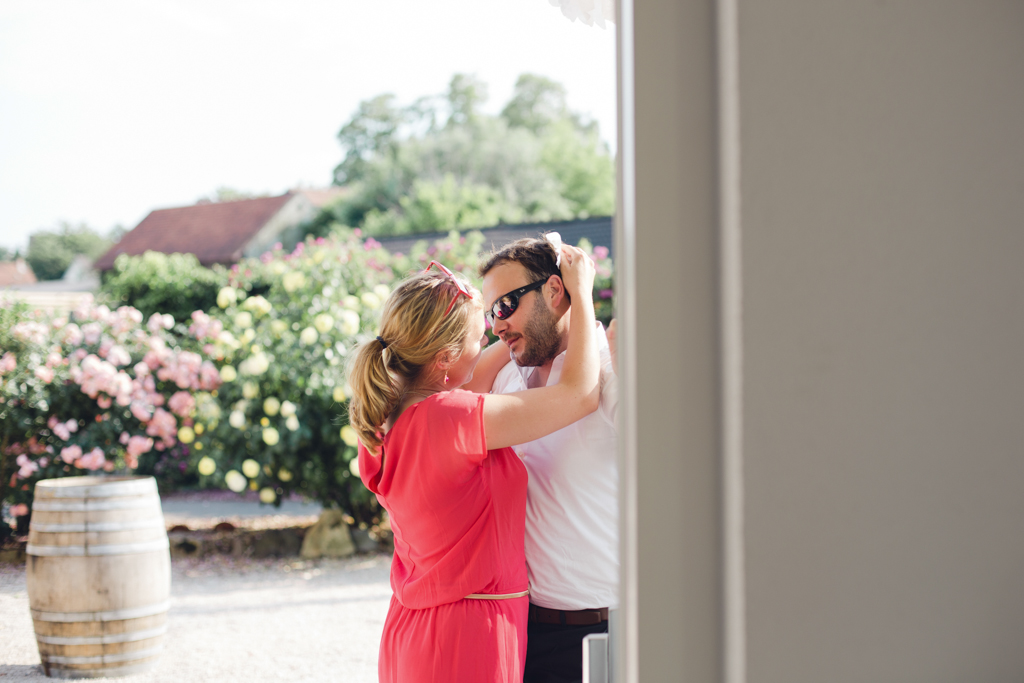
left=422, top=390, right=488, bottom=471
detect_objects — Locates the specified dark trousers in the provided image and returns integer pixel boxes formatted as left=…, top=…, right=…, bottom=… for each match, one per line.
left=524, top=618, right=609, bottom=683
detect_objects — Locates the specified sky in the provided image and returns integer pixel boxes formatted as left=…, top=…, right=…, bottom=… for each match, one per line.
left=0, top=0, right=617, bottom=252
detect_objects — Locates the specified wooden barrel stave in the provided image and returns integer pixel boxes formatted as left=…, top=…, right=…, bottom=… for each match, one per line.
left=27, top=476, right=170, bottom=679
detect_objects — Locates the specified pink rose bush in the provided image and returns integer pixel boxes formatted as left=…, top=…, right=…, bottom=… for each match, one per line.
left=0, top=297, right=221, bottom=524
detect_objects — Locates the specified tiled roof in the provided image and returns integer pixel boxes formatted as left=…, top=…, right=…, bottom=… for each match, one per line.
left=94, top=193, right=296, bottom=270
left=296, top=187, right=349, bottom=208
left=0, top=259, right=38, bottom=286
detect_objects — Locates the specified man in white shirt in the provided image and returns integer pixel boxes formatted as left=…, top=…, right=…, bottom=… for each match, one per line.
left=480, top=237, right=618, bottom=683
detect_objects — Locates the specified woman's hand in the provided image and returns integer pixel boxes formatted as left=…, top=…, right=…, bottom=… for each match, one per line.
left=558, top=245, right=596, bottom=301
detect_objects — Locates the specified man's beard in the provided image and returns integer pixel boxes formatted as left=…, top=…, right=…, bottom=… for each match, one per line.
left=510, top=303, right=562, bottom=367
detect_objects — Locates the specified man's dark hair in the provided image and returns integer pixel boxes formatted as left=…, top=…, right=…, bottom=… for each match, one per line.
left=478, top=234, right=570, bottom=302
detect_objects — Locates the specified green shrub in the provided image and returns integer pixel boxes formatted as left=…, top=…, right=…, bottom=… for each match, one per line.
left=101, top=251, right=226, bottom=322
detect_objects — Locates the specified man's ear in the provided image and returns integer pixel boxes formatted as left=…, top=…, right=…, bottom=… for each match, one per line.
left=546, top=274, right=567, bottom=308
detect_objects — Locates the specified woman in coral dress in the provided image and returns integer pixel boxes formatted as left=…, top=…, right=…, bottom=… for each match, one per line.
left=348, top=248, right=598, bottom=682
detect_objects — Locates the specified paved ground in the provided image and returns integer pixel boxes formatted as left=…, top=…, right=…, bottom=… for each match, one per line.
left=0, top=553, right=391, bottom=682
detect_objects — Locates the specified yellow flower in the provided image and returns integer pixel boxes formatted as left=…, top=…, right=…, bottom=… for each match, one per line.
left=234, top=312, right=253, bottom=329
left=220, top=365, right=237, bottom=382
left=339, top=310, right=360, bottom=336
left=259, top=487, right=277, bottom=504
left=260, top=417, right=270, bottom=427
left=270, top=320, right=288, bottom=336
left=241, top=328, right=256, bottom=344
left=249, top=480, right=258, bottom=491
left=332, top=387, right=346, bottom=403
left=360, top=292, right=381, bottom=310
left=195, top=442, right=203, bottom=450
left=342, top=295, right=360, bottom=310
left=299, top=327, right=319, bottom=345
left=282, top=271, right=306, bottom=293
left=278, top=467, right=293, bottom=482
left=197, top=456, right=216, bottom=476
left=241, top=295, right=272, bottom=317
left=263, top=397, right=280, bottom=416
left=373, top=284, right=390, bottom=299
left=285, top=415, right=300, bottom=431
left=349, top=458, right=360, bottom=478
left=177, top=426, right=195, bottom=444
left=279, top=400, right=296, bottom=418
left=242, top=382, right=259, bottom=399
left=229, top=411, right=246, bottom=429
left=217, top=287, right=237, bottom=309
left=340, top=425, right=358, bottom=447
left=225, top=470, right=247, bottom=492
left=242, top=459, right=261, bottom=478
left=262, top=427, right=280, bottom=446
left=194, top=423, right=204, bottom=435
left=314, top=313, right=335, bottom=334
left=312, top=249, right=326, bottom=264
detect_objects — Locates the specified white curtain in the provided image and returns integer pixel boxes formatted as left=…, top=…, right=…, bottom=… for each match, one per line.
left=548, top=0, right=615, bottom=28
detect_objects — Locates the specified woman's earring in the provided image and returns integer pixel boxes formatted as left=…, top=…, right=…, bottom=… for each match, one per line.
left=444, top=372, right=449, bottom=384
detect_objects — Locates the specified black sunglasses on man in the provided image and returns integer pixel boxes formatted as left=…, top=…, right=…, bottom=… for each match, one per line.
left=484, top=279, right=549, bottom=327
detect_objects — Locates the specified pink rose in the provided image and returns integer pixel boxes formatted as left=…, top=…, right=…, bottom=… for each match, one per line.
left=34, top=366, right=54, bottom=384
left=97, top=395, right=112, bottom=409
left=60, top=445, right=83, bottom=465
left=76, top=447, right=106, bottom=470
left=10, top=504, right=28, bottom=517
left=168, top=391, right=195, bottom=418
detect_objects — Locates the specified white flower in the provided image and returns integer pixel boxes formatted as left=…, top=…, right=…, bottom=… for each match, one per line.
left=285, top=415, right=300, bottom=431
left=339, top=310, right=360, bottom=336
left=342, top=295, right=360, bottom=310
left=219, top=365, right=237, bottom=382
left=241, top=295, right=272, bottom=317
left=282, top=271, right=306, bottom=293
left=225, top=470, right=247, bottom=492
left=229, top=411, right=246, bottom=429
left=373, top=284, right=390, bottom=299
left=299, top=327, right=319, bottom=346
left=263, top=397, right=280, bottom=416
left=239, top=352, right=269, bottom=376
left=349, top=458, right=360, bottom=478
left=241, top=459, right=261, bottom=478
left=234, top=312, right=253, bottom=329
left=262, top=427, right=280, bottom=446
left=259, top=487, right=276, bottom=504
left=313, top=313, right=335, bottom=334
left=280, top=400, right=296, bottom=418
left=360, top=292, right=381, bottom=310
left=217, top=287, right=238, bottom=309
left=340, top=425, right=358, bottom=447
left=242, top=382, right=259, bottom=399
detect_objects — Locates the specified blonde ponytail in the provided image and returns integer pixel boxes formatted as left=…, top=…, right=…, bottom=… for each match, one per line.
left=347, top=270, right=481, bottom=453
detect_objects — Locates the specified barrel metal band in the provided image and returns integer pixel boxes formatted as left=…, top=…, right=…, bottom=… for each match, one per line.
left=32, top=599, right=171, bottom=623
left=31, top=499, right=160, bottom=512
left=30, top=518, right=166, bottom=533
left=28, top=538, right=169, bottom=557
left=35, top=624, right=168, bottom=646
left=40, top=644, right=164, bottom=665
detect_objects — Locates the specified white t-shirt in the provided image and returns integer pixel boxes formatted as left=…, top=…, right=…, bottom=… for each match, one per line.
left=491, top=322, right=619, bottom=610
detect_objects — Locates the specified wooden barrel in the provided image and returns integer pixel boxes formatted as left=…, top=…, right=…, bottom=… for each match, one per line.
left=26, top=476, right=170, bottom=679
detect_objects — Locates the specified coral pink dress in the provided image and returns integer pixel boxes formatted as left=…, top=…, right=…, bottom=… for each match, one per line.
left=358, top=390, right=529, bottom=683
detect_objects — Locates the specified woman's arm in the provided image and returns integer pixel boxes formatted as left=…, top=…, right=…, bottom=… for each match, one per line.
left=481, top=245, right=600, bottom=450
left=459, top=338, right=512, bottom=394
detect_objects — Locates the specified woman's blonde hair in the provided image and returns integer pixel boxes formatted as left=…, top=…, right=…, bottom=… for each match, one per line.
left=347, top=269, right=481, bottom=453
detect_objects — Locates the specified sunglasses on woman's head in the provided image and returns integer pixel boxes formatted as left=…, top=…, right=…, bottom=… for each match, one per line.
left=424, top=261, right=473, bottom=316
left=485, top=279, right=548, bottom=326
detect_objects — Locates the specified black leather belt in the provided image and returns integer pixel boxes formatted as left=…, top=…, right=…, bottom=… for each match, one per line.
left=528, top=604, right=609, bottom=626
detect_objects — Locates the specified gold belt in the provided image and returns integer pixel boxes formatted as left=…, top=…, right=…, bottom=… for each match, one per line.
left=465, top=590, right=530, bottom=600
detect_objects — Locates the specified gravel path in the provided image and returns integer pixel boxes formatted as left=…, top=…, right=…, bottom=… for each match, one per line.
left=0, top=554, right=392, bottom=682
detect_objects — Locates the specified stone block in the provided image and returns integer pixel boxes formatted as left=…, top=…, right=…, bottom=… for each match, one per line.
left=300, top=510, right=355, bottom=559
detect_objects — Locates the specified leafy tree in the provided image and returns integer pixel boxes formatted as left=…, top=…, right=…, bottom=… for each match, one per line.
left=196, top=187, right=270, bottom=204
left=312, top=72, right=614, bottom=238
left=26, top=223, right=111, bottom=281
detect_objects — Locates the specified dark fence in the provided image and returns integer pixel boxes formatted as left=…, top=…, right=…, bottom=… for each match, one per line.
left=370, top=216, right=614, bottom=258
